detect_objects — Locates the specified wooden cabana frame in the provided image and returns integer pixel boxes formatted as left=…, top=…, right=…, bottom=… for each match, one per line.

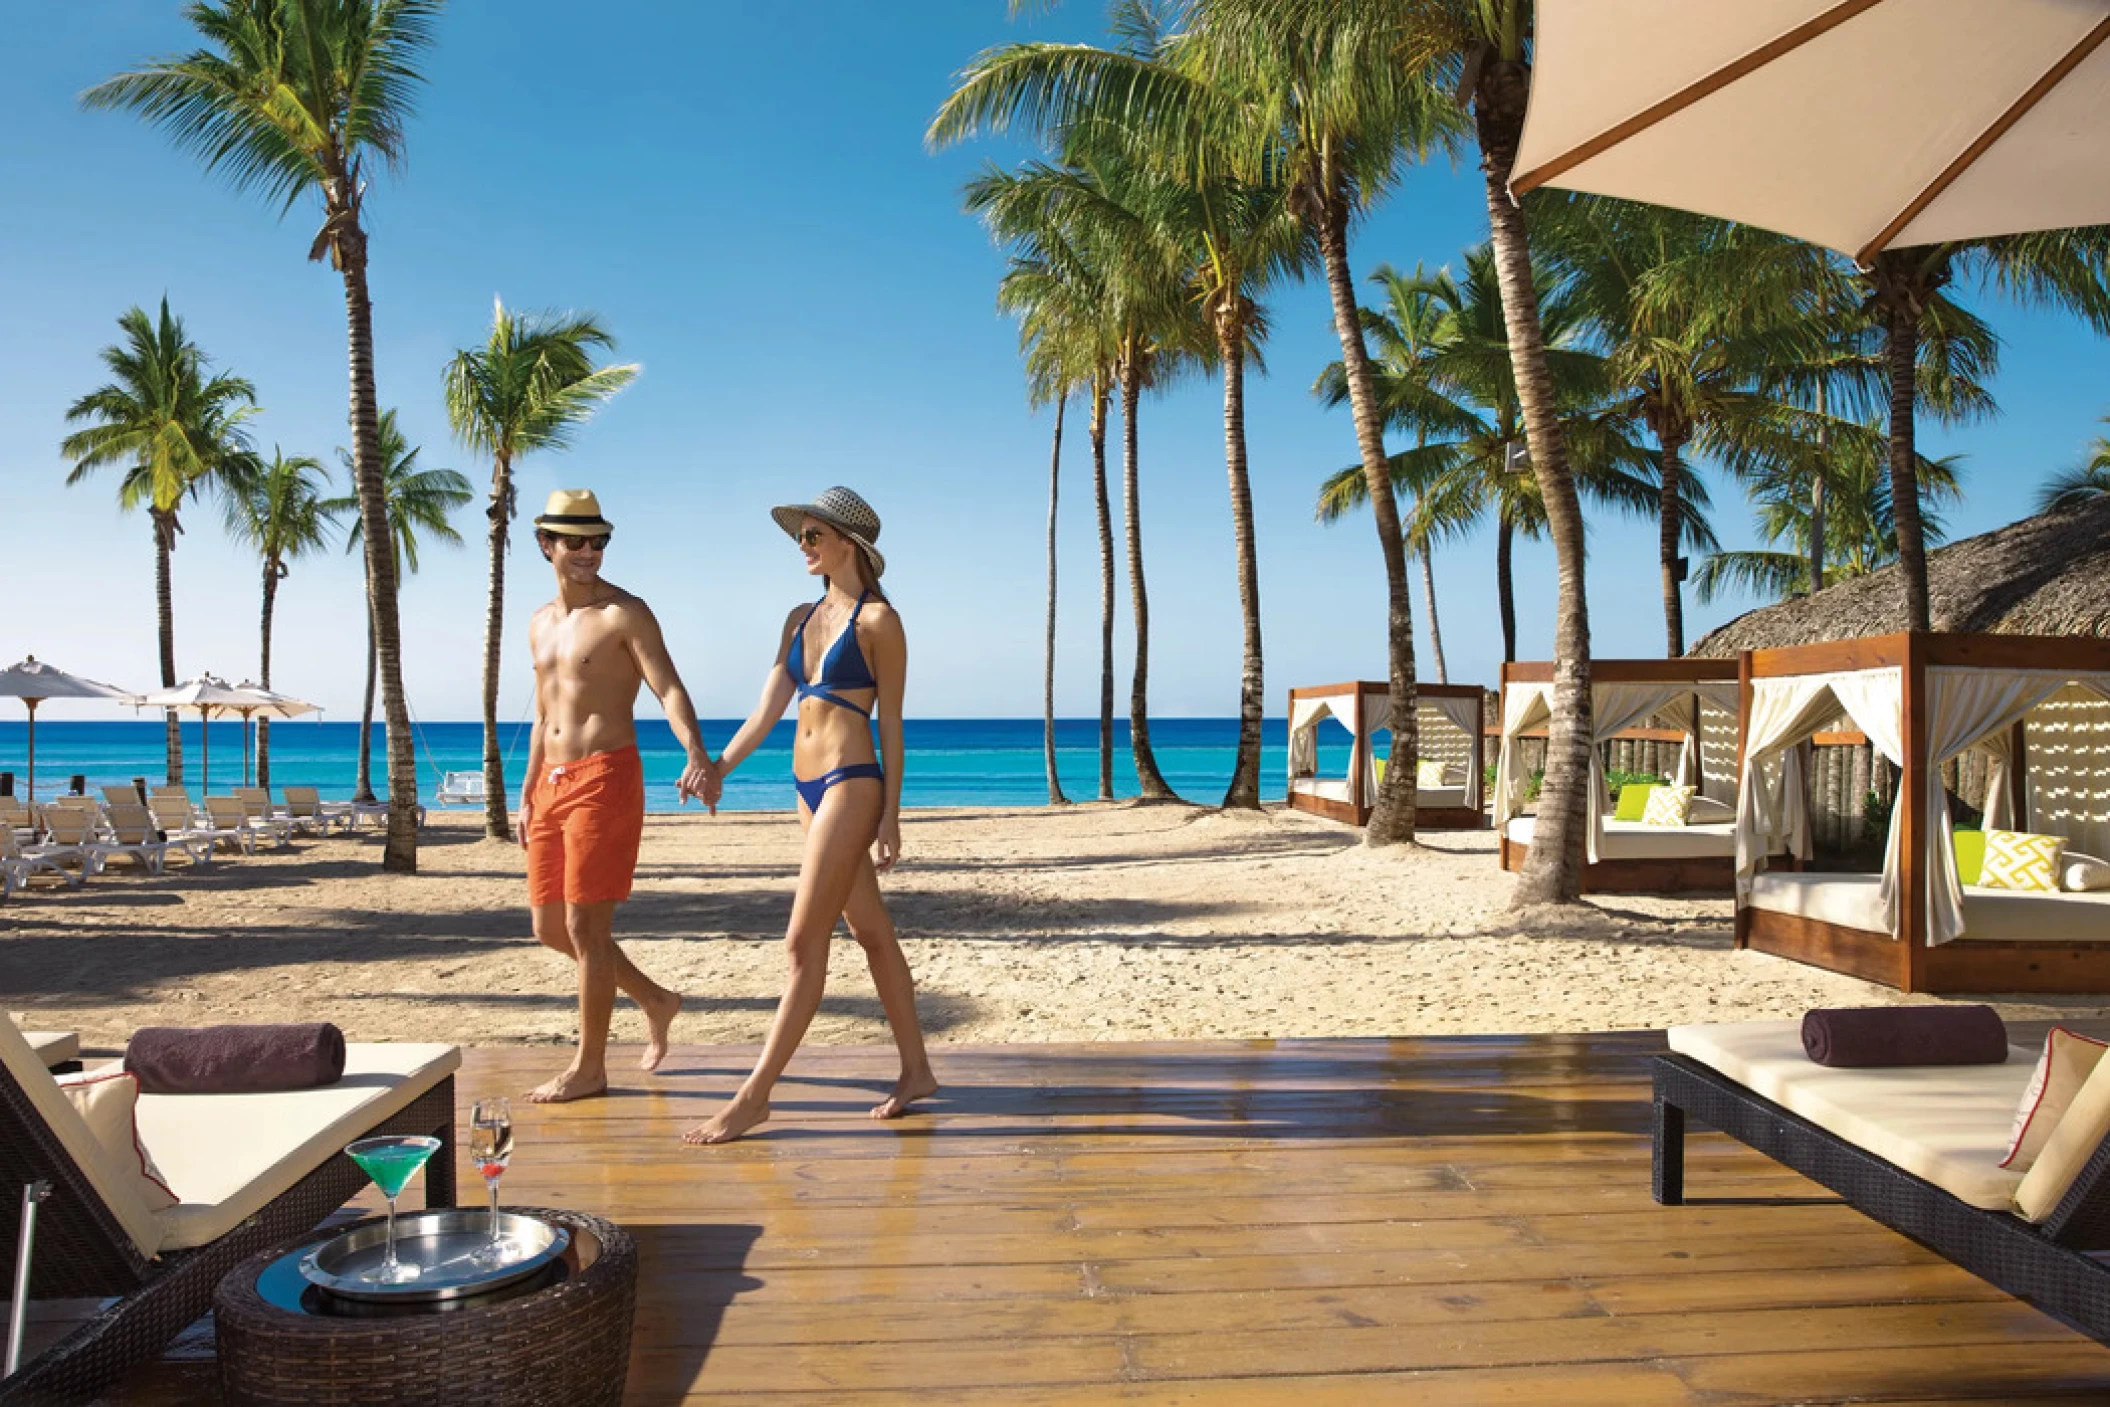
left=1736, top=631, right=2110, bottom=994
left=1284, top=681, right=1486, bottom=830
left=1496, top=657, right=1744, bottom=893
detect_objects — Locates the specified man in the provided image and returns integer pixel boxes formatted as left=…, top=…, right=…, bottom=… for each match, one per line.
left=521, top=488, right=718, bottom=1103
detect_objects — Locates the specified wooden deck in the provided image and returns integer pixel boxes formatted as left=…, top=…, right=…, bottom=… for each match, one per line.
left=102, top=1033, right=2110, bottom=1402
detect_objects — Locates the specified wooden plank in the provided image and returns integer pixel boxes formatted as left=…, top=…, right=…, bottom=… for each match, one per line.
left=1750, top=633, right=1909, bottom=677
left=1742, top=906, right=1906, bottom=988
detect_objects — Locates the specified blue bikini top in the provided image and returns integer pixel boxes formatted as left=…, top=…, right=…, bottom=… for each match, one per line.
left=790, top=591, right=876, bottom=716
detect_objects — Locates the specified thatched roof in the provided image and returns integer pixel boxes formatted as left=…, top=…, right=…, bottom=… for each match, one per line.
left=1689, top=496, right=2110, bottom=655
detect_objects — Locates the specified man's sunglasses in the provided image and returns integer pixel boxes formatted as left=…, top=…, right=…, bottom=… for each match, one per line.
left=553, top=533, right=610, bottom=552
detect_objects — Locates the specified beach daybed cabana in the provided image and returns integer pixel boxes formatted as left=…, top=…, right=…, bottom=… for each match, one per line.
left=1285, top=682, right=1485, bottom=829
left=1735, top=631, right=2110, bottom=993
left=1496, top=658, right=1752, bottom=892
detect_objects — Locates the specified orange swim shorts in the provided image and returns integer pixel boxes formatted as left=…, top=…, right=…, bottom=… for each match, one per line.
left=525, top=745, right=645, bottom=907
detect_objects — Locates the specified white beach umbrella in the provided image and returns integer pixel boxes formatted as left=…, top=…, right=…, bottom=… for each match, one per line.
left=130, top=674, right=254, bottom=793
left=0, top=657, right=134, bottom=799
left=228, top=681, right=322, bottom=786
left=1510, top=0, right=2110, bottom=263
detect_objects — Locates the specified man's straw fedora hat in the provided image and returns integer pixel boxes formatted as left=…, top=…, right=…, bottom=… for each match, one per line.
left=771, top=487, right=885, bottom=578
left=534, top=488, right=614, bottom=537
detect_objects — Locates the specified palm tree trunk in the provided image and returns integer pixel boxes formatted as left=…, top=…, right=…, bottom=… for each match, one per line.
left=1090, top=378, right=1115, bottom=801
left=338, top=222, right=419, bottom=870
left=1119, top=362, right=1177, bottom=801
left=1809, top=381, right=1829, bottom=594
left=1496, top=516, right=1517, bottom=663
left=1313, top=173, right=1416, bottom=846
left=259, top=563, right=277, bottom=788
left=1881, top=277, right=1932, bottom=632
left=1219, top=318, right=1264, bottom=811
left=356, top=602, right=378, bottom=803
left=481, top=461, right=514, bottom=840
left=1044, top=397, right=1068, bottom=806
left=1477, top=58, right=1591, bottom=908
left=1419, top=545, right=1447, bottom=684
left=153, top=511, right=182, bottom=786
left=1657, top=437, right=1687, bottom=657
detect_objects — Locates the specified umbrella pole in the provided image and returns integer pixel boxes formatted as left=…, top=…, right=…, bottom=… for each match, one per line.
left=243, top=710, right=252, bottom=787
left=22, top=699, right=35, bottom=802
left=200, top=706, right=210, bottom=795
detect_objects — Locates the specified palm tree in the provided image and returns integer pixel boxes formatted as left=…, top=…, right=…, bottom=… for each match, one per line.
left=2038, top=424, right=2110, bottom=513
left=1862, top=234, right=2110, bottom=631
left=222, top=449, right=342, bottom=785
left=443, top=300, right=638, bottom=840
left=1696, top=434, right=1965, bottom=603
left=968, top=162, right=1126, bottom=802
left=59, top=299, right=259, bottom=784
left=88, top=0, right=445, bottom=871
left=333, top=410, right=471, bottom=803
left=1316, top=252, right=1685, bottom=664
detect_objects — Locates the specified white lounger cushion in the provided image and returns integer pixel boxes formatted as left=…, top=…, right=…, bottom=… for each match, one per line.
left=138, top=1041, right=459, bottom=1253
left=1749, top=872, right=2110, bottom=943
left=1668, top=1020, right=2033, bottom=1211
left=1507, top=814, right=1744, bottom=861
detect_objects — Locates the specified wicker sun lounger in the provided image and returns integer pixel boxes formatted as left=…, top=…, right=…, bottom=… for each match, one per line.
left=1654, top=1022, right=2110, bottom=1347
left=0, top=1016, right=458, bottom=1403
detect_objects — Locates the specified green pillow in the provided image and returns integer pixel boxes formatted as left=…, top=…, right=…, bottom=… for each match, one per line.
left=1614, top=784, right=1658, bottom=822
left=1954, top=829, right=1986, bottom=887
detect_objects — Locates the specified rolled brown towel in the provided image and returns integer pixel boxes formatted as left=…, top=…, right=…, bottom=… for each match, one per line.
left=1801, top=1006, right=2008, bottom=1068
left=125, top=1023, right=347, bottom=1094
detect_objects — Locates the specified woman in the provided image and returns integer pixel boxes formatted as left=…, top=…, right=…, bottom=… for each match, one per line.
left=684, top=487, right=936, bottom=1145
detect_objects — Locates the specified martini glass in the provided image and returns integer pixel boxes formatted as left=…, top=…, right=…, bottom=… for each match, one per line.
left=345, top=1135, right=442, bottom=1284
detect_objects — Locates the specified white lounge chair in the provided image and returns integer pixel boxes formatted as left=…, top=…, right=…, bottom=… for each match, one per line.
left=92, top=802, right=175, bottom=874
left=204, top=796, right=290, bottom=851
left=152, top=794, right=247, bottom=856
left=280, top=785, right=355, bottom=835
left=102, top=783, right=146, bottom=809
left=0, top=826, right=96, bottom=890
left=232, top=786, right=305, bottom=838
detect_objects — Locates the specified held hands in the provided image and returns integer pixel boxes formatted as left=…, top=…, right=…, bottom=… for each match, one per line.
left=873, top=814, right=902, bottom=872
left=677, top=752, right=721, bottom=815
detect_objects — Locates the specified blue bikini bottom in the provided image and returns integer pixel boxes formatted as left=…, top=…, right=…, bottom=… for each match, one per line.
left=794, top=762, right=885, bottom=813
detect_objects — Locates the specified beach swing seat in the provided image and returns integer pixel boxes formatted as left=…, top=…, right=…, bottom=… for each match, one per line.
left=1653, top=1021, right=2110, bottom=1348
left=434, top=771, right=485, bottom=808
left=0, top=1013, right=458, bottom=1403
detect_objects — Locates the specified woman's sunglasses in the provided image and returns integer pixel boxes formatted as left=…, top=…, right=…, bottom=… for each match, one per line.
left=796, top=528, right=830, bottom=547
left=554, top=533, right=611, bottom=552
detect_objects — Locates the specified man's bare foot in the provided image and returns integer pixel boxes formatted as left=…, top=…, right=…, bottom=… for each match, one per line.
left=872, top=1069, right=938, bottom=1120
left=682, top=1090, right=770, bottom=1145
left=527, top=1068, right=608, bottom=1104
left=640, top=989, right=681, bottom=1072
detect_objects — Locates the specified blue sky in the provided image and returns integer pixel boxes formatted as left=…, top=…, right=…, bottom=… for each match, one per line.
left=5, top=3, right=2108, bottom=725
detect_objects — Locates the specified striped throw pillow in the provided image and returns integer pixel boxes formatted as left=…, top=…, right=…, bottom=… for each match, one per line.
left=1979, top=829, right=2068, bottom=894
left=1641, top=785, right=1695, bottom=827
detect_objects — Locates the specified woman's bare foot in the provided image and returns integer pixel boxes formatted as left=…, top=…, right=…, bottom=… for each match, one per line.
left=640, top=989, right=682, bottom=1072
left=872, top=1068, right=938, bottom=1120
left=528, top=1067, right=608, bottom=1104
left=683, top=1090, right=770, bottom=1145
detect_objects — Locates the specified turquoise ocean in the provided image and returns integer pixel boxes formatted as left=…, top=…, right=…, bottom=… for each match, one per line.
left=0, top=718, right=1360, bottom=812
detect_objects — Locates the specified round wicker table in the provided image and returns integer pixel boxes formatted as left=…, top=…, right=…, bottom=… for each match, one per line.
left=213, top=1206, right=636, bottom=1407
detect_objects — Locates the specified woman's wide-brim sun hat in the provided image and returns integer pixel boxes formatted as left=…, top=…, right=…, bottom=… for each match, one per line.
left=534, top=487, right=614, bottom=538
left=772, top=486, right=884, bottom=578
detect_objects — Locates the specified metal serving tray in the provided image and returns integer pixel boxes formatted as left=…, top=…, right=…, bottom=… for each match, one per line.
left=298, top=1209, right=571, bottom=1303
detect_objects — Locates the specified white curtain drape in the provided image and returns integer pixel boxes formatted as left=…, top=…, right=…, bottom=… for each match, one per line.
left=1734, top=670, right=1905, bottom=905
left=1917, top=670, right=2110, bottom=944
left=1419, top=694, right=1484, bottom=807
left=1287, top=696, right=1349, bottom=782
left=1361, top=693, right=1391, bottom=798
left=1585, top=681, right=1722, bottom=861
left=1494, top=683, right=1553, bottom=827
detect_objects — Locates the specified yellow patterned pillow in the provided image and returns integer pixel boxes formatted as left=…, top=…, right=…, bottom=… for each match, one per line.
left=1641, top=784, right=1695, bottom=827
left=1979, top=829, right=2068, bottom=893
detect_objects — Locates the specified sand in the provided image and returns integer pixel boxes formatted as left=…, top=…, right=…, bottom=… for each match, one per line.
left=7, top=803, right=2107, bottom=1058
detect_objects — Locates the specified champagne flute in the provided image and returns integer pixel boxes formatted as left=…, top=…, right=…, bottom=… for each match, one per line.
left=468, top=1097, right=514, bottom=1265
left=344, top=1135, right=441, bottom=1284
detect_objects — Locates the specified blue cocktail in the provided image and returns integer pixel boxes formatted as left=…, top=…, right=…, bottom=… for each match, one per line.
left=345, top=1135, right=442, bottom=1284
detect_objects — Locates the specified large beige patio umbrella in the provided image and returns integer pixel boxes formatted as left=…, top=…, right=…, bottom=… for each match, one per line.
left=130, top=674, right=253, bottom=794
left=0, top=657, right=134, bottom=800
left=1510, top=0, right=2110, bottom=263
left=228, top=681, right=321, bottom=787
